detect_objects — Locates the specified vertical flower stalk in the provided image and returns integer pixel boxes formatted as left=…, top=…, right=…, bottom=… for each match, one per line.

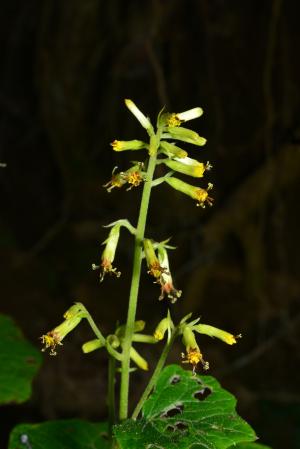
left=119, top=135, right=159, bottom=420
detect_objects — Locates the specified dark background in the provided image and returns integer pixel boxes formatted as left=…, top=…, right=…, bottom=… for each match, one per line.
left=1, top=1, right=300, bottom=448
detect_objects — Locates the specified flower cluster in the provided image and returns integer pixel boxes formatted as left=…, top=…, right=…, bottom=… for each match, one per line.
left=40, top=100, right=241, bottom=378
left=155, top=313, right=240, bottom=372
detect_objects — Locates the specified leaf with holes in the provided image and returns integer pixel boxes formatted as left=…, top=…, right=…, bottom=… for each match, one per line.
left=8, top=419, right=110, bottom=449
left=0, top=314, right=42, bottom=405
left=114, top=364, right=257, bottom=449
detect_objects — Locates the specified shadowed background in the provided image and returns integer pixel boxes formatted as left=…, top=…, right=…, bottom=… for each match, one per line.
left=0, top=1, right=300, bottom=448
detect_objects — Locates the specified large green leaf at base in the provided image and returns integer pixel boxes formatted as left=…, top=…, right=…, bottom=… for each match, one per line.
left=0, top=314, right=42, bottom=404
left=8, top=420, right=110, bottom=449
left=114, top=365, right=256, bottom=449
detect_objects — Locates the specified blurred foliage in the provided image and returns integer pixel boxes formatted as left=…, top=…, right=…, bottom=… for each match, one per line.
left=0, top=0, right=300, bottom=448
left=8, top=420, right=109, bottom=449
left=0, top=315, right=41, bottom=405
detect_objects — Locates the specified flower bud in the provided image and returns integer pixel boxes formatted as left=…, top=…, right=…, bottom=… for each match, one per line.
left=125, top=99, right=153, bottom=132
left=176, top=107, right=203, bottom=122
left=153, top=314, right=174, bottom=341
left=159, top=141, right=188, bottom=159
left=166, top=126, right=206, bottom=146
left=110, top=139, right=147, bottom=152
left=165, top=177, right=213, bottom=208
left=82, top=339, right=104, bottom=353
left=193, top=324, right=241, bottom=345
left=163, top=157, right=205, bottom=178
left=116, top=320, right=146, bottom=338
left=130, top=347, right=148, bottom=371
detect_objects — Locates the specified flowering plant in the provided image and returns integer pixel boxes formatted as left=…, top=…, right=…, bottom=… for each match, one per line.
left=7, top=100, right=270, bottom=449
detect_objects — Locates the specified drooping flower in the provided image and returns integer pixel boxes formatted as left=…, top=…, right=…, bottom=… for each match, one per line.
left=143, top=239, right=166, bottom=280
left=40, top=306, right=83, bottom=356
left=193, top=323, right=241, bottom=345
left=157, top=246, right=182, bottom=303
left=92, top=224, right=121, bottom=282
left=165, top=177, right=213, bottom=208
left=181, top=326, right=209, bottom=372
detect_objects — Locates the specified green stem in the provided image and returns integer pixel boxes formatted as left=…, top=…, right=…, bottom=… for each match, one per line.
left=119, top=140, right=158, bottom=420
left=108, top=356, right=116, bottom=437
left=131, top=330, right=178, bottom=420
left=84, top=313, right=106, bottom=346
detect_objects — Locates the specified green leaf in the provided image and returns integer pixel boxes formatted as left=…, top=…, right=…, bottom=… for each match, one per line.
left=114, top=364, right=256, bottom=449
left=0, top=314, right=42, bottom=405
left=230, top=443, right=272, bottom=449
left=8, top=420, right=110, bottom=449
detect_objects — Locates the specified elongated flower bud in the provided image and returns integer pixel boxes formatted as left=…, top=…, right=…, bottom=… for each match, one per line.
left=125, top=99, right=153, bottom=132
left=163, top=157, right=205, bottom=178
left=165, top=177, right=213, bottom=208
left=110, top=139, right=147, bottom=152
left=130, top=347, right=148, bottom=371
left=116, top=320, right=146, bottom=338
left=159, top=141, right=188, bottom=159
left=193, top=324, right=241, bottom=345
left=166, top=126, right=206, bottom=146
left=176, top=107, right=203, bottom=122
left=153, top=314, right=174, bottom=341
left=82, top=339, right=104, bottom=353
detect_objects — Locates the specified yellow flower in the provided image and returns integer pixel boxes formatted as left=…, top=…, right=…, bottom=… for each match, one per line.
left=181, top=326, right=209, bottom=372
left=110, top=139, right=147, bottom=152
left=127, top=171, right=143, bottom=188
left=93, top=224, right=122, bottom=282
left=103, top=164, right=145, bottom=192
left=40, top=309, right=82, bottom=356
left=40, top=332, right=62, bottom=356
left=166, top=177, right=213, bottom=208
left=143, top=239, right=166, bottom=280
left=193, top=323, right=241, bottom=345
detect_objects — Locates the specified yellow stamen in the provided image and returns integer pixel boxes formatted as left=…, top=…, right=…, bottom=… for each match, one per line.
left=167, top=113, right=182, bottom=127
left=127, top=171, right=143, bottom=187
